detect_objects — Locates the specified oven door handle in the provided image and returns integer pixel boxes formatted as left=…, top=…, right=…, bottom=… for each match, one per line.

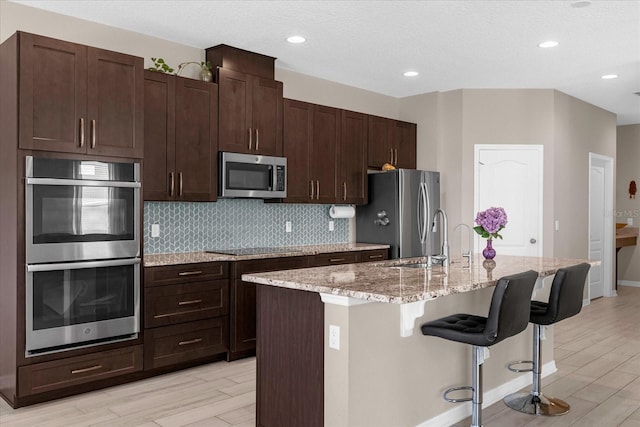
left=27, top=258, right=141, bottom=272
left=26, top=177, right=141, bottom=188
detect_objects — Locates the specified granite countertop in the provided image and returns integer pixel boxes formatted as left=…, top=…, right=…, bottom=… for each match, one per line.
left=242, top=255, right=599, bottom=304
left=143, top=243, right=390, bottom=267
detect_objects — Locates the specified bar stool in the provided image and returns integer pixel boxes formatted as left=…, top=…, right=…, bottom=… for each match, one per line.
left=503, top=263, right=591, bottom=416
left=421, top=270, right=538, bottom=427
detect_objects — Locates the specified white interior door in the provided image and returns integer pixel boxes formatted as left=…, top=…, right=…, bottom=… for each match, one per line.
left=475, top=145, right=543, bottom=257
left=589, top=165, right=606, bottom=299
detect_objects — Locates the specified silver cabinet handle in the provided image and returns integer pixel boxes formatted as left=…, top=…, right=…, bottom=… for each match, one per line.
left=310, top=180, right=314, bottom=199
left=389, top=148, right=393, bottom=164
left=169, top=172, right=175, bottom=197
left=178, top=172, right=183, bottom=197
left=248, top=127, right=252, bottom=150
left=394, top=149, right=398, bottom=165
left=530, top=238, right=537, bottom=244
left=343, top=182, right=347, bottom=201
left=316, top=180, right=320, bottom=200
left=71, top=365, right=102, bottom=375
left=178, top=270, right=202, bottom=276
left=178, top=299, right=203, bottom=306
left=255, top=128, right=259, bottom=151
left=329, top=258, right=345, bottom=263
left=79, top=118, right=85, bottom=148
left=178, top=338, right=203, bottom=346
left=90, top=119, right=96, bottom=149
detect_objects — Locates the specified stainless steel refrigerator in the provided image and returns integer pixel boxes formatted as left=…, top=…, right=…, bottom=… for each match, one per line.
left=356, top=169, right=440, bottom=259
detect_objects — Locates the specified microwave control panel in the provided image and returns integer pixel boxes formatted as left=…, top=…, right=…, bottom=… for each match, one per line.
left=276, top=165, right=286, bottom=191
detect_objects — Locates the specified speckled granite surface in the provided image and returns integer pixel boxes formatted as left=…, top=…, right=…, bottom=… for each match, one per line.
left=242, top=255, right=598, bottom=304
left=143, top=243, right=390, bottom=267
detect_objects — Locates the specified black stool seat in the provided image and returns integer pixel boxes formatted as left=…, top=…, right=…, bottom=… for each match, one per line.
left=422, top=270, right=539, bottom=427
left=504, top=263, right=591, bottom=417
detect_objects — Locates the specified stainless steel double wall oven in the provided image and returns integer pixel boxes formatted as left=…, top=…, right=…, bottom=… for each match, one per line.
left=25, top=156, right=141, bottom=356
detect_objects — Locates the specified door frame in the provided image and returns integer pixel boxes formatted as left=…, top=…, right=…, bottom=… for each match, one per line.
left=474, top=144, right=544, bottom=257
left=588, top=152, right=615, bottom=299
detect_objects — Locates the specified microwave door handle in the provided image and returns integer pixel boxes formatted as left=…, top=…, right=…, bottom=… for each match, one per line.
left=26, top=177, right=141, bottom=188
left=268, top=165, right=273, bottom=190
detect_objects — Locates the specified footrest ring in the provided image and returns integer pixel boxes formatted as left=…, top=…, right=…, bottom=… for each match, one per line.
left=443, top=386, right=473, bottom=403
left=507, top=360, right=534, bottom=373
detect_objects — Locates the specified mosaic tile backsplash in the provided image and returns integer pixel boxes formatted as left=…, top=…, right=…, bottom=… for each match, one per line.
left=144, top=200, right=350, bottom=254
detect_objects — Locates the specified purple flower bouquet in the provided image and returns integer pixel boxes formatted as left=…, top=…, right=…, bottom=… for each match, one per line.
left=474, top=207, right=508, bottom=240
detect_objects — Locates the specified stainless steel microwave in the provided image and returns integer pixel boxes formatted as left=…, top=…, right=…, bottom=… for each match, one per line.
left=219, top=152, right=287, bottom=198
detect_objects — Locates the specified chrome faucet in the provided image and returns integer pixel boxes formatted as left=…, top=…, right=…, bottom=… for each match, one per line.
left=454, top=223, right=474, bottom=268
left=431, top=208, right=449, bottom=267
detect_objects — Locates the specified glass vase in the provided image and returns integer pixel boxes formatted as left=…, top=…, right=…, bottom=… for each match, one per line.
left=199, top=67, right=213, bottom=82
left=482, top=238, right=496, bottom=260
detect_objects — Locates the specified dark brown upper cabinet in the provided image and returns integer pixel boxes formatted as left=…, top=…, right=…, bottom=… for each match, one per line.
left=339, top=110, right=368, bottom=204
left=367, top=115, right=416, bottom=170
left=143, top=71, right=218, bottom=202
left=217, top=68, right=283, bottom=156
left=393, top=120, right=417, bottom=169
left=283, top=99, right=339, bottom=203
left=17, top=32, right=143, bottom=158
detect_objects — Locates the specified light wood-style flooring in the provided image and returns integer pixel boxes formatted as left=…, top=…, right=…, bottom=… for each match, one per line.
left=1, top=286, right=639, bottom=427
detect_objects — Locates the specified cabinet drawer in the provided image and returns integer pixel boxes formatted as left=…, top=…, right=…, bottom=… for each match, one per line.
left=145, top=262, right=229, bottom=287
left=145, top=280, right=229, bottom=328
left=359, top=249, right=388, bottom=262
left=144, top=318, right=228, bottom=370
left=311, top=251, right=360, bottom=267
left=18, top=346, right=142, bottom=397
left=235, top=256, right=308, bottom=275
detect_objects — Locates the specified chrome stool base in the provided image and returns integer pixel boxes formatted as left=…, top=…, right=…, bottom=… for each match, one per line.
left=503, top=392, right=570, bottom=416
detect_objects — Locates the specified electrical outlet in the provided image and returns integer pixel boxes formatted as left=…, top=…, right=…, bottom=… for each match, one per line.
left=285, top=221, right=292, bottom=233
left=151, top=223, right=160, bottom=238
left=555, top=220, right=560, bottom=232
left=329, top=220, right=335, bottom=231
left=329, top=325, right=340, bottom=350
left=628, top=218, right=634, bottom=226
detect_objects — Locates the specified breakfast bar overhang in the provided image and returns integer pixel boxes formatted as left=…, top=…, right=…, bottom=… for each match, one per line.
left=243, top=255, right=597, bottom=427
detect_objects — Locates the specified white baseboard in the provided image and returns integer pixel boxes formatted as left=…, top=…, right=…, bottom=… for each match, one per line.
left=582, top=298, right=590, bottom=306
left=416, top=361, right=557, bottom=427
left=618, top=280, right=640, bottom=288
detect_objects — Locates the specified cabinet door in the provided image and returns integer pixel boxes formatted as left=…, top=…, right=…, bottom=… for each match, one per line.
left=340, top=110, right=368, bottom=204
left=251, top=77, right=283, bottom=156
left=283, top=99, right=313, bottom=203
left=87, top=47, right=144, bottom=158
left=174, top=78, right=218, bottom=202
left=143, top=71, right=175, bottom=201
left=18, top=33, right=87, bottom=153
left=394, top=121, right=417, bottom=169
left=311, top=105, right=340, bottom=203
left=217, top=68, right=251, bottom=153
left=367, top=115, right=394, bottom=169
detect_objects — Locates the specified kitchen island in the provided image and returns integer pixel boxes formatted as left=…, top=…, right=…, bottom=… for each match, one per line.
left=243, top=255, right=596, bottom=427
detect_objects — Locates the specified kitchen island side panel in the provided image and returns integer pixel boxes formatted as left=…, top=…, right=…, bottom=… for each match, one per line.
left=256, top=285, right=324, bottom=427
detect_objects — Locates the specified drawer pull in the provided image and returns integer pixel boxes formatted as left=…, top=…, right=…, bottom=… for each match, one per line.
left=178, top=270, right=203, bottom=276
left=368, top=255, right=384, bottom=259
left=178, top=299, right=203, bottom=306
left=71, top=364, right=102, bottom=375
left=329, top=258, right=345, bottom=262
left=178, top=338, right=203, bottom=346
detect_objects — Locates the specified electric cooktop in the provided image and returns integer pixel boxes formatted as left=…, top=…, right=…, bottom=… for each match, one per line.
left=206, top=247, right=301, bottom=256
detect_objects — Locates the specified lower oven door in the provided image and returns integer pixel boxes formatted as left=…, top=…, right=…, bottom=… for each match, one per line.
left=26, top=258, right=140, bottom=356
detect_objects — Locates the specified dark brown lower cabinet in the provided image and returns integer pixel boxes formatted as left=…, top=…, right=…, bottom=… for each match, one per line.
left=256, top=285, right=324, bottom=427
left=18, top=346, right=143, bottom=397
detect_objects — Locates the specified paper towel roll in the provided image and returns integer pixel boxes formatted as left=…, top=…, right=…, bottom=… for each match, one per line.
left=329, top=205, right=355, bottom=219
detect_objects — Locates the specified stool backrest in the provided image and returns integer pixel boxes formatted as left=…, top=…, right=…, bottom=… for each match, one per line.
left=484, top=270, right=538, bottom=345
left=545, top=263, right=591, bottom=323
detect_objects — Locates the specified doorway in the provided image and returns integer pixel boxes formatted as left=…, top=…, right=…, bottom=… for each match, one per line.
left=474, top=145, right=543, bottom=257
left=589, top=153, right=615, bottom=299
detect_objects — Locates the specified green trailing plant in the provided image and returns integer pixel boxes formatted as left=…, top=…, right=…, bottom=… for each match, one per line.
left=176, top=60, right=212, bottom=75
left=148, top=57, right=174, bottom=73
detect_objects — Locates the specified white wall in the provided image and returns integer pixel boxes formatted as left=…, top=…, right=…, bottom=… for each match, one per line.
left=617, top=124, right=640, bottom=283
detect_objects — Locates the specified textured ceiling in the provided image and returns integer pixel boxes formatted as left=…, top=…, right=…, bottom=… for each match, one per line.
left=12, top=0, right=640, bottom=124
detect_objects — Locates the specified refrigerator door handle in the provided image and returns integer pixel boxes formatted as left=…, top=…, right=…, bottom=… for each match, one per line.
left=420, top=182, right=431, bottom=243
left=417, top=183, right=427, bottom=243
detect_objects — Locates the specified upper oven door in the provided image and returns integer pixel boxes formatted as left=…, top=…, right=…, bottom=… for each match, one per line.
left=25, top=157, right=141, bottom=263
left=220, top=152, right=286, bottom=198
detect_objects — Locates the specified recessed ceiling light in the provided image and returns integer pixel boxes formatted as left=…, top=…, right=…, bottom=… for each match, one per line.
left=571, top=1, right=592, bottom=8
left=286, top=36, right=306, bottom=44
left=403, top=71, right=419, bottom=77
left=601, top=74, right=619, bottom=80
left=538, top=41, right=559, bottom=48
